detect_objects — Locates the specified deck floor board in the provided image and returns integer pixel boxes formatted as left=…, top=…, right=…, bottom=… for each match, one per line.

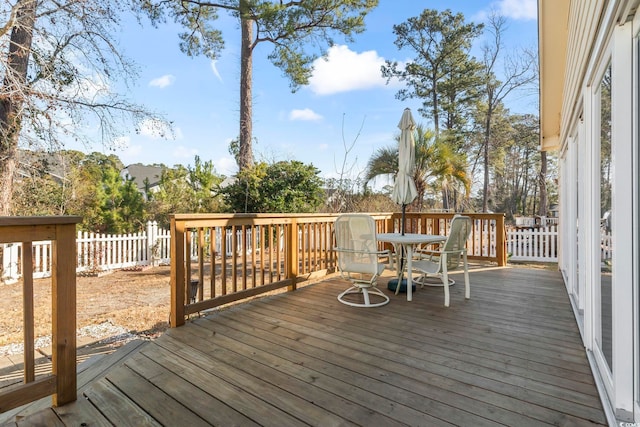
left=4, top=267, right=608, bottom=426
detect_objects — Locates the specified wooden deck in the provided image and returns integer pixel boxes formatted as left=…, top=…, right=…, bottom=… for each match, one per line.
left=3, top=266, right=607, bottom=426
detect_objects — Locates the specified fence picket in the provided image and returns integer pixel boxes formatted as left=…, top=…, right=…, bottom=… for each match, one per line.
left=506, top=225, right=562, bottom=262
left=4, top=221, right=598, bottom=281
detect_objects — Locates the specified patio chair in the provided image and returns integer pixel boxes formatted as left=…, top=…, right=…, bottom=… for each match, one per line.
left=334, top=214, right=390, bottom=307
left=411, top=215, right=472, bottom=307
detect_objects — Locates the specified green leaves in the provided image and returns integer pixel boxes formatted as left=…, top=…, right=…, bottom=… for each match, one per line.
left=138, top=0, right=378, bottom=174
left=364, top=124, right=470, bottom=211
left=382, top=8, right=483, bottom=137
left=220, top=160, right=323, bottom=213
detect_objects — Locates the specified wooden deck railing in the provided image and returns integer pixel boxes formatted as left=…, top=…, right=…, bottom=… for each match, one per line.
left=0, top=216, right=81, bottom=413
left=170, top=212, right=506, bottom=326
left=395, top=212, right=506, bottom=265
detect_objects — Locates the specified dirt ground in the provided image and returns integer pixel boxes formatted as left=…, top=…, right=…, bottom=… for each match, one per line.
left=0, top=266, right=172, bottom=348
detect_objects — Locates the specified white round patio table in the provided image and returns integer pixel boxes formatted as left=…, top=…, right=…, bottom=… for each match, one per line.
left=376, top=233, right=446, bottom=302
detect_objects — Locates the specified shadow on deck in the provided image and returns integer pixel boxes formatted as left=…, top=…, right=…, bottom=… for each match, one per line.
left=2, top=266, right=607, bottom=426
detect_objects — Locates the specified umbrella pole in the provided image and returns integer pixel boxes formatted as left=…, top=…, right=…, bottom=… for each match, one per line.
left=399, top=203, right=407, bottom=281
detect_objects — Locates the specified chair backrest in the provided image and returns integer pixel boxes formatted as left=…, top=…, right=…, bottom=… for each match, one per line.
left=442, top=215, right=472, bottom=270
left=334, top=214, right=379, bottom=275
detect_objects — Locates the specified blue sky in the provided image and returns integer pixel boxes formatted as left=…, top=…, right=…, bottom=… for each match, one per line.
left=105, top=0, right=538, bottom=181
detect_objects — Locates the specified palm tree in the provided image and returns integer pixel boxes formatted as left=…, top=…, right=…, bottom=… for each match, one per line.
left=365, top=124, right=471, bottom=211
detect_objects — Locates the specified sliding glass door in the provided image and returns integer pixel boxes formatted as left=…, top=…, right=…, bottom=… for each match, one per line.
left=596, top=62, right=614, bottom=374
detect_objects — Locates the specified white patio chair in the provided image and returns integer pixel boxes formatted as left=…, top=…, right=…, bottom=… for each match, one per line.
left=411, top=215, right=472, bottom=307
left=334, top=214, right=390, bottom=307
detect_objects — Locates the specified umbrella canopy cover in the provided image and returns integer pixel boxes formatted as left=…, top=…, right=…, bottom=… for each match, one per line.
left=391, top=108, right=418, bottom=206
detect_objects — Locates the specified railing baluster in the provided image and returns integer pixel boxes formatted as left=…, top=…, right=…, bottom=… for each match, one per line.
left=163, top=213, right=510, bottom=322
left=221, top=227, right=227, bottom=296
left=22, top=242, right=35, bottom=384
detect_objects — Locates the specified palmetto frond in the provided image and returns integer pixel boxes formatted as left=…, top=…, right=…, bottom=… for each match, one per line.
left=365, top=123, right=470, bottom=210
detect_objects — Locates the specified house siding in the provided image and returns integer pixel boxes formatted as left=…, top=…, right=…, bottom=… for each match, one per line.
left=540, top=0, right=640, bottom=423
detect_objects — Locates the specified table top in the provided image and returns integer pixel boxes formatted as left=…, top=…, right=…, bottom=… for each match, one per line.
left=377, top=233, right=445, bottom=244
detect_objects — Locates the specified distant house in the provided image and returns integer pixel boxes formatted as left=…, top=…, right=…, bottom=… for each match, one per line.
left=218, top=176, right=236, bottom=189
left=120, top=164, right=164, bottom=197
left=15, top=150, right=68, bottom=184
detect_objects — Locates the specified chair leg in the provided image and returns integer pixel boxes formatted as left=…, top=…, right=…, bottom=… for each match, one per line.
left=337, top=284, right=389, bottom=307
left=442, top=254, right=450, bottom=307
left=463, top=251, right=470, bottom=300
left=362, top=288, right=371, bottom=306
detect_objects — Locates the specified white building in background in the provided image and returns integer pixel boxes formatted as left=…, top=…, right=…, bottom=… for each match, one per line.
left=538, top=1, right=639, bottom=423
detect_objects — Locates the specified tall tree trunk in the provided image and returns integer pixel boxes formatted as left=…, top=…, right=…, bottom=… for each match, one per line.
left=452, top=188, right=458, bottom=212
left=0, top=0, right=36, bottom=215
left=537, top=150, right=548, bottom=217
left=441, top=187, right=449, bottom=211
left=521, top=150, right=530, bottom=215
left=431, top=72, right=439, bottom=136
left=482, top=109, right=491, bottom=212
left=238, top=2, right=254, bottom=171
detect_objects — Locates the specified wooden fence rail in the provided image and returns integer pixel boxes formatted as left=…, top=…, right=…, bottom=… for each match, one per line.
left=170, top=212, right=507, bottom=326
left=0, top=216, right=81, bottom=414
left=396, top=212, right=506, bottom=264
left=1, top=221, right=171, bottom=282
left=4, top=215, right=579, bottom=286
left=0, top=212, right=507, bottom=410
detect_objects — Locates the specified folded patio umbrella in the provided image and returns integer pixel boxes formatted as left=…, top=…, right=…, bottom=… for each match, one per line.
left=388, top=108, right=418, bottom=290
left=391, top=108, right=418, bottom=235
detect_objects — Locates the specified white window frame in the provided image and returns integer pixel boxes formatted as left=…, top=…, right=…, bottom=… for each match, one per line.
left=588, top=55, right=613, bottom=396
left=611, top=20, right=635, bottom=419
left=632, top=8, right=640, bottom=420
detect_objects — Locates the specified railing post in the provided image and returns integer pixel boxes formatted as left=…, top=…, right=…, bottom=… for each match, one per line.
left=496, top=214, right=507, bottom=266
left=287, top=218, right=299, bottom=291
left=170, top=216, right=186, bottom=327
left=51, top=223, right=77, bottom=407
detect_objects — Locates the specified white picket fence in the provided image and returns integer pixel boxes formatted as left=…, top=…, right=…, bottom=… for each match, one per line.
left=1, top=221, right=171, bottom=282
left=7, top=221, right=613, bottom=281
left=506, top=226, right=558, bottom=262
left=514, top=216, right=559, bottom=227
left=1, top=221, right=278, bottom=282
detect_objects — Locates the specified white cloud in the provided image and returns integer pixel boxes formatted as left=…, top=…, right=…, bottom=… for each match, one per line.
left=149, top=74, right=175, bottom=88
left=137, top=118, right=175, bottom=140
left=289, top=108, right=323, bottom=121
left=214, top=156, right=238, bottom=176
left=77, top=73, right=109, bottom=100
left=493, top=0, right=537, bottom=20
left=112, top=136, right=131, bottom=150
left=210, top=60, right=223, bottom=82
left=124, top=145, right=143, bottom=158
left=112, top=138, right=144, bottom=165
left=309, top=45, right=391, bottom=95
left=172, top=145, right=198, bottom=159
left=173, top=127, right=184, bottom=140
left=319, top=143, right=329, bottom=151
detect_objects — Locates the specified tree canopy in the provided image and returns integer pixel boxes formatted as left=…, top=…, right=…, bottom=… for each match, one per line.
left=475, top=13, right=537, bottom=212
left=220, top=160, right=324, bottom=213
left=365, top=124, right=470, bottom=212
left=381, top=9, right=483, bottom=139
left=0, top=0, right=167, bottom=215
left=139, top=0, right=378, bottom=171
